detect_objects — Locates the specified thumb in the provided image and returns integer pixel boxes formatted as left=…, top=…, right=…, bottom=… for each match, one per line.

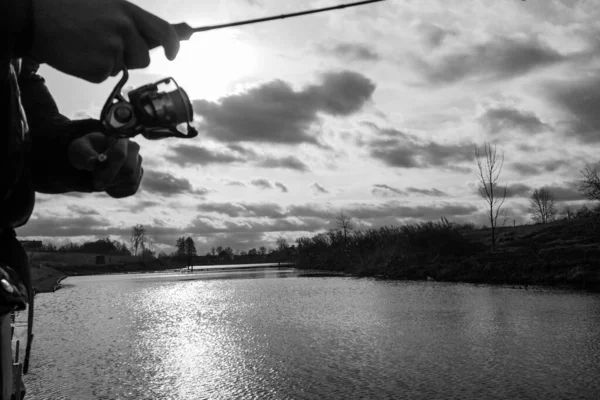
left=68, top=135, right=101, bottom=171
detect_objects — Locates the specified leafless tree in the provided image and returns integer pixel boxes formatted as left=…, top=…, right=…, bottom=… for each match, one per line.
left=276, top=236, right=289, bottom=252
left=529, top=188, right=556, bottom=224
left=560, top=206, right=574, bottom=220
left=335, top=211, right=354, bottom=243
left=475, top=143, right=507, bottom=251
left=130, top=224, right=147, bottom=257
left=578, top=164, right=600, bottom=202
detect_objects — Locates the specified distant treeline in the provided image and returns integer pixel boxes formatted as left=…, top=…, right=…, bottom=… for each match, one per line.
left=37, top=237, right=131, bottom=255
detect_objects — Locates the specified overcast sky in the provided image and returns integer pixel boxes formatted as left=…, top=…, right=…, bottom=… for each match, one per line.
left=17, top=0, right=600, bottom=254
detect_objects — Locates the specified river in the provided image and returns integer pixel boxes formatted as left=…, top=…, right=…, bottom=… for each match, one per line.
left=17, top=267, right=600, bottom=399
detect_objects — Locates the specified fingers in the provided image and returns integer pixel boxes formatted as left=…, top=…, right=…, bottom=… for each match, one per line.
left=123, top=27, right=151, bottom=70
left=93, top=139, right=129, bottom=190
left=105, top=141, right=144, bottom=198
left=68, top=136, right=100, bottom=171
left=126, top=2, right=180, bottom=60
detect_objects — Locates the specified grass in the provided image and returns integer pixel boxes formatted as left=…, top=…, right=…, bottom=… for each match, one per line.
left=293, top=216, right=600, bottom=291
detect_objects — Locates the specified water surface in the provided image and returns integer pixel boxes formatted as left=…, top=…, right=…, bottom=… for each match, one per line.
left=19, top=268, right=600, bottom=399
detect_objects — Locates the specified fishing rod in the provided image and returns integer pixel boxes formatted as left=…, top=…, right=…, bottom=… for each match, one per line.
left=100, top=0, right=389, bottom=146
left=170, top=0, right=388, bottom=42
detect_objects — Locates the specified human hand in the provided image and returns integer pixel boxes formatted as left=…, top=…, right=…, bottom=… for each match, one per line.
left=68, top=132, right=143, bottom=198
left=29, top=0, right=180, bottom=83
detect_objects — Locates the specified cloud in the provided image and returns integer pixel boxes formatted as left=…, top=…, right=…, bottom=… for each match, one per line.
left=414, top=21, right=457, bottom=49
left=497, top=182, right=584, bottom=201
left=67, top=205, right=99, bottom=216
left=192, top=70, right=376, bottom=144
left=479, top=106, right=550, bottom=135
left=413, top=35, right=564, bottom=85
left=197, top=202, right=287, bottom=218
left=310, top=182, right=329, bottom=194
left=257, top=156, right=310, bottom=172
left=511, top=160, right=571, bottom=176
left=505, top=183, right=532, bottom=198
left=372, top=184, right=405, bottom=197
left=275, top=181, right=288, bottom=193
left=250, top=178, right=273, bottom=190
left=16, top=215, right=114, bottom=237
left=372, top=185, right=448, bottom=198
left=141, top=170, right=209, bottom=196
left=542, top=73, right=600, bottom=143
left=368, top=130, right=474, bottom=169
left=318, top=42, right=380, bottom=61
left=166, top=144, right=309, bottom=172
left=406, top=187, right=447, bottom=197
left=165, top=144, right=241, bottom=167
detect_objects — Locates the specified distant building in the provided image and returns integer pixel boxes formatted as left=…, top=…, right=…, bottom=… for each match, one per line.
left=20, top=240, right=43, bottom=251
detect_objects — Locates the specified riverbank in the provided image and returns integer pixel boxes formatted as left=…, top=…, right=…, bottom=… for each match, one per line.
left=30, top=258, right=187, bottom=293
left=294, top=216, right=600, bottom=291
left=30, top=264, right=67, bottom=293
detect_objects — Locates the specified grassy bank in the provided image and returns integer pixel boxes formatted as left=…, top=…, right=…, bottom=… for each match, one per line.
left=29, top=258, right=188, bottom=294
left=294, top=216, right=600, bottom=291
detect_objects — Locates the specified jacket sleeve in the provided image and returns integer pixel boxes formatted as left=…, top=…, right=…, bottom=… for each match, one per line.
left=18, top=59, right=104, bottom=193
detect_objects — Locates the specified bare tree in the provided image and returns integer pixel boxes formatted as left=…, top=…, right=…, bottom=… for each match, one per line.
left=130, top=224, right=147, bottom=257
left=578, top=164, right=600, bottom=202
left=475, top=143, right=507, bottom=251
left=560, top=206, right=574, bottom=221
left=335, top=211, right=354, bottom=243
left=276, top=237, right=289, bottom=252
left=529, top=188, right=556, bottom=224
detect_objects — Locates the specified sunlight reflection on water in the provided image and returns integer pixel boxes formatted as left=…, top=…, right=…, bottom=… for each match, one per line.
left=21, top=269, right=600, bottom=400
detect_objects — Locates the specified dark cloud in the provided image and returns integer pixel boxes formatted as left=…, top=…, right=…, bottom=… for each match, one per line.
left=275, top=181, right=289, bottom=193
left=165, top=144, right=242, bottom=167
left=545, top=182, right=585, bottom=201
left=250, top=178, right=273, bottom=190
left=192, top=70, right=375, bottom=144
left=310, top=182, right=329, bottom=194
left=224, top=180, right=246, bottom=187
left=198, top=202, right=286, bottom=218
left=372, top=184, right=405, bottom=197
left=413, top=35, right=564, bottom=85
left=318, top=42, right=380, bottom=61
left=368, top=132, right=474, bottom=169
left=347, top=202, right=477, bottom=220
left=505, top=183, right=532, bottom=198
left=511, top=160, right=571, bottom=176
left=372, top=185, right=448, bottom=198
left=141, top=170, right=209, bottom=196
left=542, top=74, right=600, bottom=143
left=257, top=156, right=310, bottom=172
left=166, top=144, right=309, bottom=172
left=67, top=205, right=98, bottom=216
left=406, top=187, right=447, bottom=197
left=498, top=182, right=584, bottom=201
left=479, top=107, right=550, bottom=135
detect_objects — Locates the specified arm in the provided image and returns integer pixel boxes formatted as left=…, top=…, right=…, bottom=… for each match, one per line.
left=18, top=58, right=100, bottom=193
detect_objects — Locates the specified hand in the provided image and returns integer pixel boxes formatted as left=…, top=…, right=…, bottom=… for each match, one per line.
left=29, top=0, right=180, bottom=83
left=68, top=132, right=143, bottom=198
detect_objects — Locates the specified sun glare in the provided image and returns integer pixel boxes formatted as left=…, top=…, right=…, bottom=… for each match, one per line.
left=149, top=31, right=258, bottom=101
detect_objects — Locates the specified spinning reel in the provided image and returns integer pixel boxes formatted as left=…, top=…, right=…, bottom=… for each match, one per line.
left=100, top=69, right=198, bottom=142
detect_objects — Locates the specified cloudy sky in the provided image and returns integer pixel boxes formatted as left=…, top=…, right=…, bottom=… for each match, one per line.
left=17, top=0, right=600, bottom=254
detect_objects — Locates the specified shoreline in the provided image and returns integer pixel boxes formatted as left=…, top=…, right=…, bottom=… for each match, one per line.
left=31, top=262, right=600, bottom=296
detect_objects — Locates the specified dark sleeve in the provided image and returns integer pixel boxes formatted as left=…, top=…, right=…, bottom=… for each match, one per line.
left=18, top=59, right=104, bottom=193
left=1, top=0, right=33, bottom=59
